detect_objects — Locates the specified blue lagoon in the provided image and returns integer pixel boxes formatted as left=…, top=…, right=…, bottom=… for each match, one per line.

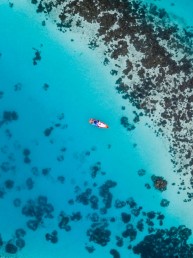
left=0, top=0, right=193, bottom=257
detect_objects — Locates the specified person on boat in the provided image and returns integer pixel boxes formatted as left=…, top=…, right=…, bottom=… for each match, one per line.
left=89, top=118, right=98, bottom=126
left=93, top=119, right=99, bottom=126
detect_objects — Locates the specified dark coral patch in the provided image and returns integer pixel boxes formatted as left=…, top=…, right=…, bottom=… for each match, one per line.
left=160, top=198, right=170, bottom=207
left=151, top=175, right=167, bottom=191
left=43, top=83, right=49, bottom=91
left=44, top=127, right=54, bottom=136
left=0, top=235, right=3, bottom=247
left=90, top=162, right=101, bottom=178
left=121, top=212, right=131, bottom=223
left=26, top=177, right=34, bottom=190
left=85, top=245, right=95, bottom=253
left=137, top=169, right=146, bottom=176
left=23, top=148, right=31, bottom=156
left=57, top=175, right=65, bottom=183
left=76, top=188, right=92, bottom=205
left=58, top=212, right=71, bottom=231
left=4, top=179, right=14, bottom=189
left=122, top=224, right=137, bottom=241
left=22, top=196, right=54, bottom=230
left=13, top=198, right=21, bottom=207
left=42, top=168, right=51, bottom=176
left=3, top=111, right=18, bottom=122
left=32, top=48, right=41, bottom=65
left=5, top=243, right=18, bottom=254
left=70, top=211, right=82, bottom=221
left=133, top=226, right=193, bottom=258
left=15, top=238, right=25, bottom=249
left=14, top=83, right=22, bottom=91
left=110, top=249, right=120, bottom=258
left=24, top=156, right=31, bottom=164
left=120, top=116, right=135, bottom=131
left=0, top=91, right=4, bottom=99
left=15, top=228, right=26, bottom=238
left=27, top=220, right=39, bottom=231
left=45, top=230, right=58, bottom=244
left=99, top=180, right=117, bottom=211
left=87, top=223, right=111, bottom=246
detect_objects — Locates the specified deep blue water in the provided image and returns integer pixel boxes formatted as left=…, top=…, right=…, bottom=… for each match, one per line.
left=0, top=1, right=193, bottom=257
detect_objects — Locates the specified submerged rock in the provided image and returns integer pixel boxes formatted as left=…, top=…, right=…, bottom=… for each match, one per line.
left=137, top=169, right=146, bottom=176
left=45, top=230, right=58, bottom=244
left=16, top=238, right=25, bottom=249
left=121, top=212, right=131, bottom=223
left=120, top=116, right=135, bottom=131
left=114, top=198, right=126, bottom=209
left=3, top=111, right=18, bottom=122
left=87, top=223, right=111, bottom=246
left=5, top=243, right=18, bottom=254
left=0, top=234, right=3, bottom=247
left=26, top=177, right=34, bottom=190
left=22, top=196, right=54, bottom=231
left=58, top=212, right=71, bottom=231
left=133, top=226, right=193, bottom=257
left=44, top=127, right=54, bottom=136
left=15, top=228, right=26, bottom=238
left=116, top=236, right=124, bottom=247
left=90, top=162, right=101, bottom=178
left=27, top=220, right=39, bottom=231
left=85, top=244, right=95, bottom=253
left=151, top=175, right=167, bottom=191
left=70, top=211, right=82, bottom=221
left=13, top=198, right=21, bottom=207
left=23, top=148, right=31, bottom=156
left=122, top=224, right=137, bottom=241
left=110, top=249, right=120, bottom=258
left=32, top=48, right=41, bottom=65
left=160, top=198, right=170, bottom=207
left=4, top=179, right=14, bottom=189
left=24, top=156, right=31, bottom=164
left=99, top=180, right=117, bottom=210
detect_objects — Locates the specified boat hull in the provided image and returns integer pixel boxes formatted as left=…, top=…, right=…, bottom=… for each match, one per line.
left=89, top=118, right=109, bottom=128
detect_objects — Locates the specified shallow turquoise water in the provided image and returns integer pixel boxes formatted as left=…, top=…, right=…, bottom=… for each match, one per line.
left=0, top=1, right=193, bottom=257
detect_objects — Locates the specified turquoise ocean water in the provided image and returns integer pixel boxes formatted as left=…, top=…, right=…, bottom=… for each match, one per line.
left=0, top=1, right=193, bottom=257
